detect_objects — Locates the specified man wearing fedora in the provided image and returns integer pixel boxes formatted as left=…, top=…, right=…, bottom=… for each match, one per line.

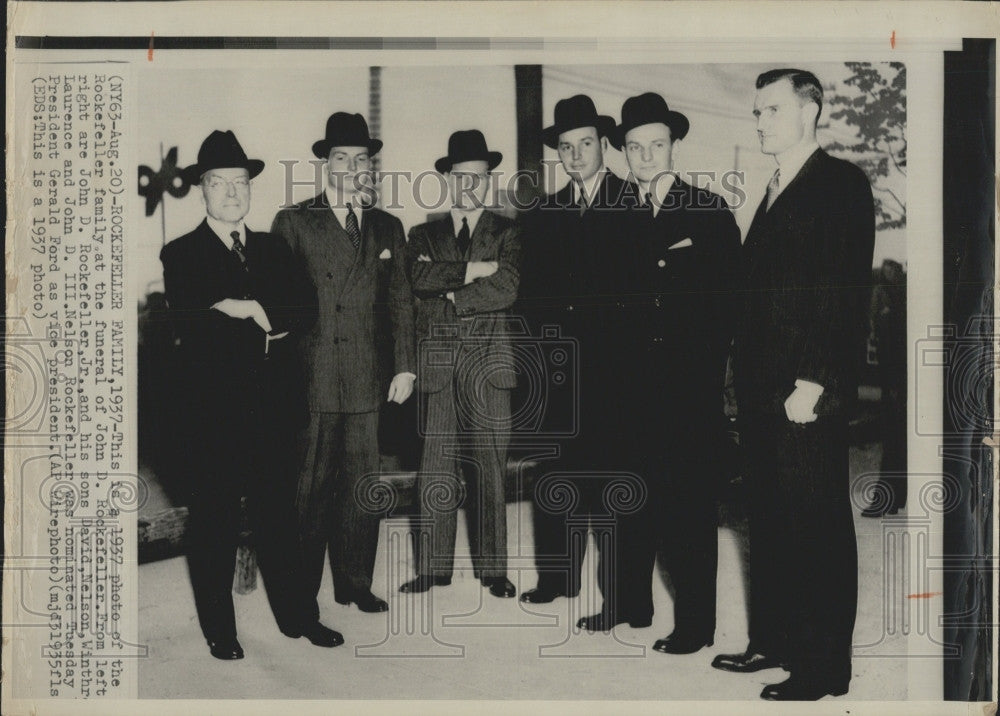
left=399, top=130, right=520, bottom=599
left=716, top=69, right=874, bottom=701
left=517, top=95, right=630, bottom=606
left=270, top=113, right=416, bottom=616
left=575, top=93, right=740, bottom=645
left=161, top=130, right=342, bottom=659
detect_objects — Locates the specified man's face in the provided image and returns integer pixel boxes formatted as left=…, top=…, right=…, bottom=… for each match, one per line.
left=624, top=123, right=674, bottom=184
left=326, top=145, right=372, bottom=197
left=753, top=78, right=812, bottom=156
left=557, top=126, right=605, bottom=183
left=201, top=167, right=251, bottom=224
left=447, top=159, right=490, bottom=210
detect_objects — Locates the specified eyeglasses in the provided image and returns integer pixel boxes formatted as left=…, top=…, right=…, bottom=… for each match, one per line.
left=204, top=177, right=250, bottom=191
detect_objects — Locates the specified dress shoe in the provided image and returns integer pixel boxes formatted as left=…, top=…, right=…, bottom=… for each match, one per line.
left=207, top=638, right=244, bottom=660
left=861, top=503, right=900, bottom=518
left=711, top=650, right=785, bottom=673
left=760, top=674, right=849, bottom=700
left=519, top=586, right=578, bottom=604
left=335, top=590, right=388, bottom=613
left=399, top=575, right=452, bottom=594
left=283, top=621, right=345, bottom=648
left=576, top=611, right=652, bottom=632
left=481, top=576, right=516, bottom=598
left=652, top=631, right=714, bottom=654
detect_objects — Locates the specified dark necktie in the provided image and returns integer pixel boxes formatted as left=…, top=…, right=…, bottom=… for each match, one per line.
left=345, top=203, right=362, bottom=251
left=766, top=169, right=781, bottom=211
left=230, top=231, right=249, bottom=272
left=456, top=216, right=471, bottom=257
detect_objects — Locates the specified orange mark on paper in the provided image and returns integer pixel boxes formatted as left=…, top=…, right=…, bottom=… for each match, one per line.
left=890, top=31, right=896, bottom=49
left=148, top=31, right=155, bottom=61
left=906, top=592, right=942, bottom=599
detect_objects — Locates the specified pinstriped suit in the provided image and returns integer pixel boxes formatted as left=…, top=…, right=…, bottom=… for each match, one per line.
left=407, top=211, right=521, bottom=580
left=271, top=193, right=415, bottom=606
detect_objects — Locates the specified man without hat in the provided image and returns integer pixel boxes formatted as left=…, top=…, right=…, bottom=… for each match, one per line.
left=517, top=95, right=631, bottom=607
left=716, top=68, right=874, bottom=700
left=574, top=93, right=740, bottom=647
left=400, top=130, right=520, bottom=599
left=161, top=130, right=342, bottom=659
left=271, top=113, right=417, bottom=616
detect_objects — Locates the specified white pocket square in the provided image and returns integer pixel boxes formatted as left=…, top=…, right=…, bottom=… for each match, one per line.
left=669, top=238, right=693, bottom=250
left=379, top=248, right=392, bottom=259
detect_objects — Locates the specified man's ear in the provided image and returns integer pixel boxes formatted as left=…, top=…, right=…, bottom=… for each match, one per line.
left=802, top=101, right=820, bottom=128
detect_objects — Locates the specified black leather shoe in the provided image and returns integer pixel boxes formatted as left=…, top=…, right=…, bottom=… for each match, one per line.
left=399, top=575, right=452, bottom=594
left=861, top=504, right=900, bottom=518
left=576, top=611, right=652, bottom=632
left=652, top=631, right=714, bottom=654
left=336, top=590, right=389, bottom=613
left=207, top=638, right=244, bottom=660
left=711, top=650, right=784, bottom=673
left=301, top=622, right=345, bottom=647
left=482, top=576, right=516, bottom=598
left=519, top=586, right=578, bottom=604
left=761, top=674, right=849, bottom=701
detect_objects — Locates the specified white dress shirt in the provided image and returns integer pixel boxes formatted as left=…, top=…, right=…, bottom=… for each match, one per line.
left=206, top=216, right=246, bottom=249
left=637, top=171, right=678, bottom=218
left=571, top=167, right=607, bottom=208
left=325, top=186, right=364, bottom=232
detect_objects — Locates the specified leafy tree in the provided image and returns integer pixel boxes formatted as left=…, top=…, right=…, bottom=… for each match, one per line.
left=825, top=62, right=906, bottom=230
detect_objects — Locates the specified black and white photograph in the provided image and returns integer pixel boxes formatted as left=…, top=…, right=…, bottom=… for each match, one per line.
left=3, top=2, right=996, bottom=714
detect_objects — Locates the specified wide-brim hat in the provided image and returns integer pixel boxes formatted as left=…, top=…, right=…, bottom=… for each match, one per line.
left=312, top=112, right=383, bottom=159
left=181, top=130, right=265, bottom=185
left=435, top=129, right=503, bottom=174
left=610, top=92, right=690, bottom=149
left=542, top=94, right=616, bottom=149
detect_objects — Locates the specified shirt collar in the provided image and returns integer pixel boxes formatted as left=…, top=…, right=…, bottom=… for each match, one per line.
left=571, top=167, right=607, bottom=207
left=774, top=140, right=820, bottom=187
left=325, top=186, right=364, bottom=230
left=206, top=216, right=245, bottom=249
left=450, top=206, right=485, bottom=236
left=637, top=171, right=678, bottom=217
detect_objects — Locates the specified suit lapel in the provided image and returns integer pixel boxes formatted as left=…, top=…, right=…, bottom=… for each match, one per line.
left=470, top=211, right=501, bottom=261
left=766, top=147, right=823, bottom=215
left=432, top=216, right=460, bottom=261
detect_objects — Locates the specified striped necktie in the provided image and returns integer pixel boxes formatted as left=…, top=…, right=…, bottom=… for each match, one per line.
left=345, top=203, right=362, bottom=251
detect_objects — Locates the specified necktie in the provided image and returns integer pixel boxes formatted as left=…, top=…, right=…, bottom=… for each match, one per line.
left=345, top=203, right=362, bottom=251
left=230, top=231, right=249, bottom=272
left=766, top=169, right=781, bottom=210
left=456, top=216, right=471, bottom=257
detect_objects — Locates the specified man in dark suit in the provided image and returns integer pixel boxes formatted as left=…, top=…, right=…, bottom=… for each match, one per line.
left=399, top=130, right=520, bottom=599
left=160, top=130, right=342, bottom=659
left=575, top=93, right=740, bottom=644
left=271, top=113, right=417, bottom=616
left=714, top=69, right=875, bottom=700
left=517, top=95, right=630, bottom=606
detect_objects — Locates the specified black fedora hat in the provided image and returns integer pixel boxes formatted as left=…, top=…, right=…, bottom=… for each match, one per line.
left=542, top=94, right=616, bottom=149
left=610, top=92, right=690, bottom=150
left=181, top=130, right=265, bottom=185
left=312, top=112, right=383, bottom=159
left=435, top=130, right=503, bottom=174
